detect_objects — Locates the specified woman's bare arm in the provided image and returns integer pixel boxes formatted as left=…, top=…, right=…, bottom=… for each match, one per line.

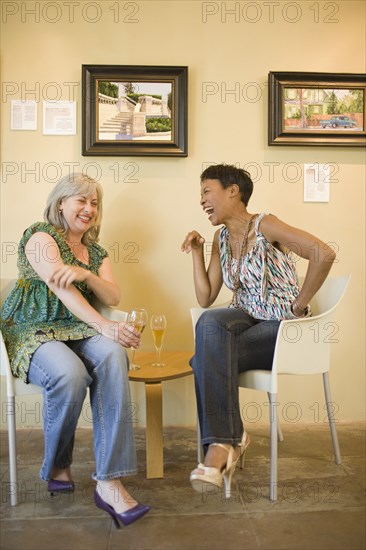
left=260, top=214, right=336, bottom=310
left=25, top=232, right=139, bottom=348
left=181, top=229, right=223, bottom=307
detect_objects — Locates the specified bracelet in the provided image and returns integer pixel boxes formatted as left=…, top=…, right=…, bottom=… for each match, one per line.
left=291, top=299, right=309, bottom=318
left=293, top=299, right=307, bottom=313
left=291, top=306, right=304, bottom=318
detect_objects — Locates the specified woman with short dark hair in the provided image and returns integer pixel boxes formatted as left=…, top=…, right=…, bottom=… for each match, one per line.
left=182, top=163, right=336, bottom=497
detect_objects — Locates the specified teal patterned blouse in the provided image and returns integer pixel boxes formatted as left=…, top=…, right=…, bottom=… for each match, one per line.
left=0, top=222, right=108, bottom=382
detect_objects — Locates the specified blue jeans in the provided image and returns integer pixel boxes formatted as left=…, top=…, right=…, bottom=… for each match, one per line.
left=190, top=308, right=280, bottom=449
left=28, top=336, right=137, bottom=481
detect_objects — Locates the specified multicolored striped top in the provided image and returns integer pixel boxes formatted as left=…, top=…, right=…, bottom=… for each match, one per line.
left=219, top=213, right=300, bottom=321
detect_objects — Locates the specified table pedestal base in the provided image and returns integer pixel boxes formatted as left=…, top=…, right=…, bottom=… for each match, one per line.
left=128, top=351, right=193, bottom=479
left=145, top=383, right=163, bottom=479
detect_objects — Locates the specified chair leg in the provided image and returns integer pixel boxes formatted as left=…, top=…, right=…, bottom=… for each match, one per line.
left=323, top=372, right=341, bottom=465
left=7, top=397, right=18, bottom=506
left=269, top=392, right=278, bottom=501
left=267, top=392, right=283, bottom=442
left=277, top=421, right=284, bottom=442
left=197, top=419, right=204, bottom=464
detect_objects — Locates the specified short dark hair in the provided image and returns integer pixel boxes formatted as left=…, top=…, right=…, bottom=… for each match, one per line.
left=200, top=164, right=254, bottom=205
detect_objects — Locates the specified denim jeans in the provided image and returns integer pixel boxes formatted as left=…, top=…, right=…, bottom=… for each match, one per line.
left=190, top=308, right=280, bottom=449
left=28, top=336, right=137, bottom=481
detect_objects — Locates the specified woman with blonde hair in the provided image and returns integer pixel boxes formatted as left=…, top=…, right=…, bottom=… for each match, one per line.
left=1, top=173, right=150, bottom=527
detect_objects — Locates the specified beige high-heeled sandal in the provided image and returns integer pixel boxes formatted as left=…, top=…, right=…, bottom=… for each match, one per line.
left=190, top=432, right=250, bottom=499
left=190, top=450, right=225, bottom=494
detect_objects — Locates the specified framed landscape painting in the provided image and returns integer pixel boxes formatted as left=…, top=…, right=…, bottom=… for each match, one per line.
left=268, top=71, right=366, bottom=146
left=82, top=65, right=188, bottom=156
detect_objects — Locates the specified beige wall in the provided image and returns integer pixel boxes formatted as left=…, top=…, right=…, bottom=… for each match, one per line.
left=1, top=1, right=365, bottom=428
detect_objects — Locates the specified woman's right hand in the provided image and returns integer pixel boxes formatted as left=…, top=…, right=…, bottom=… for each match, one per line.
left=49, top=264, right=88, bottom=288
left=102, top=320, right=142, bottom=349
left=181, top=231, right=205, bottom=254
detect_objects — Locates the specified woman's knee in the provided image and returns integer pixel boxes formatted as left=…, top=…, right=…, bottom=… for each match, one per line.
left=29, top=341, right=91, bottom=391
left=197, top=309, right=219, bottom=330
left=101, top=337, right=127, bottom=362
left=196, top=309, right=227, bottom=342
left=61, top=364, right=91, bottom=390
left=92, top=338, right=129, bottom=376
left=108, top=349, right=129, bottom=380
left=43, top=360, right=91, bottom=402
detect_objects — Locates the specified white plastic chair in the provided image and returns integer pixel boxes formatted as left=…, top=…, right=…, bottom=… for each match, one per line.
left=190, top=274, right=351, bottom=501
left=0, top=278, right=127, bottom=506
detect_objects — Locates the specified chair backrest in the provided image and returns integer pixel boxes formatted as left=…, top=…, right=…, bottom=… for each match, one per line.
left=190, top=275, right=351, bottom=382
left=308, top=274, right=350, bottom=316
left=272, top=274, right=351, bottom=378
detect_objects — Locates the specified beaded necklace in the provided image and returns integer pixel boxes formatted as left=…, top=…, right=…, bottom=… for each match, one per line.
left=227, top=216, right=254, bottom=300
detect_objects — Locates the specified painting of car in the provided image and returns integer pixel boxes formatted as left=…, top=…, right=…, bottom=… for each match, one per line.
left=320, top=116, right=357, bottom=128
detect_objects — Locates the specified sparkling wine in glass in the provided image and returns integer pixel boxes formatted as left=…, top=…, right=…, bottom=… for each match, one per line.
left=127, top=308, right=147, bottom=370
left=150, top=314, right=167, bottom=367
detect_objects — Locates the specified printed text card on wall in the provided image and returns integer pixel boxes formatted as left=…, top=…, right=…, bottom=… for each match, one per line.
left=43, top=101, right=76, bottom=135
left=304, top=164, right=330, bottom=202
left=11, top=100, right=37, bottom=130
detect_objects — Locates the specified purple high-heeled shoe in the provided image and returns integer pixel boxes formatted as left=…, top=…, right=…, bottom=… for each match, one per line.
left=94, top=489, right=150, bottom=528
left=47, top=479, right=75, bottom=495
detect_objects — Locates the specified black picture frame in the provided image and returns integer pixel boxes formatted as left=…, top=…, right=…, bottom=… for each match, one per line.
left=82, top=65, right=188, bottom=156
left=268, top=71, right=366, bottom=147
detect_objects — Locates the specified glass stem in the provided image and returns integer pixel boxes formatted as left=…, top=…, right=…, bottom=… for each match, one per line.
left=131, top=348, right=136, bottom=364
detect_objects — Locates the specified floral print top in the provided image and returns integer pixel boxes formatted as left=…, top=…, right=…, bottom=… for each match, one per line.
left=0, top=222, right=108, bottom=382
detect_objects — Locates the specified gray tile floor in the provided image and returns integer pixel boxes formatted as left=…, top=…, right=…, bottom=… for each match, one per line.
left=1, top=423, right=365, bottom=550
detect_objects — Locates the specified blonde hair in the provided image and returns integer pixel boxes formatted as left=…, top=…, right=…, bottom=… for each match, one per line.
left=44, top=173, right=103, bottom=245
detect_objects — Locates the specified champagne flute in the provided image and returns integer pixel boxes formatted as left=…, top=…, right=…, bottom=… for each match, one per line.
left=127, top=308, right=147, bottom=370
left=150, top=314, right=167, bottom=367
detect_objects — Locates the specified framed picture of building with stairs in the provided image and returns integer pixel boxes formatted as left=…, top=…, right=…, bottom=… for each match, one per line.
left=82, top=65, right=188, bottom=156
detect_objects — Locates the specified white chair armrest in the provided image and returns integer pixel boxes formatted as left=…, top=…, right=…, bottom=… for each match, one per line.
left=101, top=306, right=128, bottom=323
left=0, top=330, right=15, bottom=398
left=91, top=295, right=128, bottom=323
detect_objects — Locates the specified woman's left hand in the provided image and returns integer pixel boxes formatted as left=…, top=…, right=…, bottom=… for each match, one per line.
left=101, top=319, right=141, bottom=348
left=50, top=265, right=89, bottom=288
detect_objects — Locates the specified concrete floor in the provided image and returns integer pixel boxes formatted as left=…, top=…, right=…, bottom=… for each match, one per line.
left=0, top=423, right=365, bottom=550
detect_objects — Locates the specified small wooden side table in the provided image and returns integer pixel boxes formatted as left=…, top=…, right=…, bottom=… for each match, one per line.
left=128, top=351, right=193, bottom=479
